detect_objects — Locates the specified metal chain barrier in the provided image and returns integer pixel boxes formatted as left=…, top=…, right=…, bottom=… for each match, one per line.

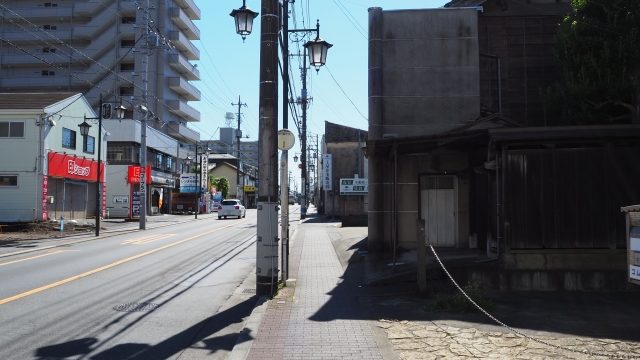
left=429, top=245, right=639, bottom=360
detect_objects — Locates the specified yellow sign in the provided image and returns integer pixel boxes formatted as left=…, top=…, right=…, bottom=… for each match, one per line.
left=243, top=185, right=257, bottom=193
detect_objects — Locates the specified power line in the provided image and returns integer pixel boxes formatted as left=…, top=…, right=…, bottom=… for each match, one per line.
left=324, top=65, right=368, bottom=123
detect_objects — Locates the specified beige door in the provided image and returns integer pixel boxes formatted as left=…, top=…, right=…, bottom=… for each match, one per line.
left=420, top=175, right=457, bottom=247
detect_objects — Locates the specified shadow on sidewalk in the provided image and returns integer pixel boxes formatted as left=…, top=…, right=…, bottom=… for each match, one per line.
left=307, top=222, right=640, bottom=342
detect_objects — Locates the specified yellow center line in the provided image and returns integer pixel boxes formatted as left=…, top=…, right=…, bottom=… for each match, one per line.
left=0, top=250, right=67, bottom=267
left=0, top=224, right=234, bottom=306
left=122, top=233, right=175, bottom=245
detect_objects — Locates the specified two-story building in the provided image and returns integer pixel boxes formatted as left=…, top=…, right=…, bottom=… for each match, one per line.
left=0, top=93, right=106, bottom=223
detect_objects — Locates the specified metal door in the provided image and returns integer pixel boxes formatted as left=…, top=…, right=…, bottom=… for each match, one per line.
left=420, top=175, right=457, bottom=247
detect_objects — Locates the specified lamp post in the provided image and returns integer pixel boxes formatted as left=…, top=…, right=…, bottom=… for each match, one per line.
left=231, top=1, right=331, bottom=292
left=79, top=95, right=126, bottom=237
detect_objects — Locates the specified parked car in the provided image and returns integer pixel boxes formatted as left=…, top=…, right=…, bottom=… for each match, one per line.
left=288, top=197, right=295, bottom=205
left=218, top=199, right=246, bottom=219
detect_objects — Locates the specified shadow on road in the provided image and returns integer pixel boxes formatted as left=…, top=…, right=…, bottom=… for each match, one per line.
left=34, top=295, right=258, bottom=360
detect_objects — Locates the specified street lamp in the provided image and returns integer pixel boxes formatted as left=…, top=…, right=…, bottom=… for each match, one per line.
left=230, top=0, right=259, bottom=42
left=304, top=20, right=333, bottom=73
left=79, top=95, right=126, bottom=236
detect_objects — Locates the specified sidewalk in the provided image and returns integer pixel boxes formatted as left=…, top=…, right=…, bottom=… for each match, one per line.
left=230, top=208, right=640, bottom=360
left=231, top=206, right=393, bottom=360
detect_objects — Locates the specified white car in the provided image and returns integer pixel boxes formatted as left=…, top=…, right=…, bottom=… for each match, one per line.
left=218, top=199, right=246, bottom=219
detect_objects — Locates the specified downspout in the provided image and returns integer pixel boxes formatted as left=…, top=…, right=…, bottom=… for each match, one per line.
left=393, top=142, right=398, bottom=267
left=495, top=143, right=503, bottom=259
left=368, top=7, right=385, bottom=251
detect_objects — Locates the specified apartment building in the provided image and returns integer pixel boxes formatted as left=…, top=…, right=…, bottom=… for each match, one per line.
left=0, top=0, right=202, bottom=217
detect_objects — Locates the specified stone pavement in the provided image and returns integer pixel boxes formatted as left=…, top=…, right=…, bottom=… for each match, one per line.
left=379, top=320, right=640, bottom=360
left=230, top=207, right=640, bottom=360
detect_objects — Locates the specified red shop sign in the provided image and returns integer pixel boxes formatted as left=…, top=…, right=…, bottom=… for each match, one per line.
left=127, top=165, right=152, bottom=184
left=48, top=152, right=104, bottom=182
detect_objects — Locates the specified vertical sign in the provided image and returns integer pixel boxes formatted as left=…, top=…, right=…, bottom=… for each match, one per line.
left=42, top=176, right=48, bottom=221
left=322, top=154, right=332, bottom=191
left=201, top=153, right=208, bottom=192
left=102, top=184, right=107, bottom=219
left=130, top=189, right=141, bottom=218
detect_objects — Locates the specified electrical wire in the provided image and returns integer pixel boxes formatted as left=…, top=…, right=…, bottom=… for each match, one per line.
left=324, top=65, right=368, bottom=123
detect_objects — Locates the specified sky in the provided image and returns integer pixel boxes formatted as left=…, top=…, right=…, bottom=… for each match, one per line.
left=191, top=0, right=446, bottom=144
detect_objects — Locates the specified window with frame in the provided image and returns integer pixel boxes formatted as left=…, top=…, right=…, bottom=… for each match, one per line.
left=0, top=121, right=24, bottom=138
left=0, top=175, right=18, bottom=187
left=107, top=142, right=139, bottom=163
left=43, top=47, right=57, bottom=53
left=41, top=70, right=55, bottom=76
left=84, top=135, right=95, bottom=154
left=42, top=24, right=57, bottom=30
left=62, top=127, right=76, bottom=149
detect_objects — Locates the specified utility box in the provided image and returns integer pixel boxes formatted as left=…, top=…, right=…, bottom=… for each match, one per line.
left=621, top=205, right=640, bottom=286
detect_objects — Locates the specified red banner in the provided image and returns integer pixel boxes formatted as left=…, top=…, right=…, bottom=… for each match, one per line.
left=48, top=152, right=104, bottom=182
left=127, top=165, right=152, bottom=184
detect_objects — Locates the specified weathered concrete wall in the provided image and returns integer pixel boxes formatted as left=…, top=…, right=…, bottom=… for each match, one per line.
left=378, top=8, right=480, bottom=138
left=325, top=142, right=366, bottom=222
left=377, top=150, right=470, bottom=251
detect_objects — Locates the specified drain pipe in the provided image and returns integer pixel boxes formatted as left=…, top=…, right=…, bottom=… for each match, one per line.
left=392, top=142, right=398, bottom=268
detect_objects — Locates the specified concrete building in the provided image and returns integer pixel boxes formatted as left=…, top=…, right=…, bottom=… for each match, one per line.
left=0, top=0, right=202, bottom=218
left=318, top=121, right=368, bottom=226
left=366, top=1, right=640, bottom=291
left=0, top=93, right=105, bottom=223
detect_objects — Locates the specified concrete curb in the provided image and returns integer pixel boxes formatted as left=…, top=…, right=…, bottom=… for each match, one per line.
left=227, top=295, right=269, bottom=360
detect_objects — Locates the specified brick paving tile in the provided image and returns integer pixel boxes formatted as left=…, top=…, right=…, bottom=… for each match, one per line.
left=246, top=224, right=384, bottom=360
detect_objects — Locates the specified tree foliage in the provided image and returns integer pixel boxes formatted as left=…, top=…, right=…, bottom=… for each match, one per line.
left=211, top=177, right=230, bottom=199
left=550, top=0, right=640, bottom=124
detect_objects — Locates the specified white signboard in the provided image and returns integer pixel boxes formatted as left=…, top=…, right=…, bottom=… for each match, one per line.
left=340, top=178, right=368, bottom=195
left=631, top=265, right=640, bottom=281
left=201, top=154, right=208, bottom=191
left=322, top=154, right=332, bottom=191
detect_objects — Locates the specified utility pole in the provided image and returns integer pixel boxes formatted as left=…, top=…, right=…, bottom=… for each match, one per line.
left=256, top=0, right=280, bottom=297
left=137, top=0, right=155, bottom=230
left=280, top=0, right=290, bottom=286
left=232, top=96, right=247, bottom=203
left=300, top=49, right=309, bottom=219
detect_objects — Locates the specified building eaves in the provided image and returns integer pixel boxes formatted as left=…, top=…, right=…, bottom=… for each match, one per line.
left=0, top=92, right=78, bottom=110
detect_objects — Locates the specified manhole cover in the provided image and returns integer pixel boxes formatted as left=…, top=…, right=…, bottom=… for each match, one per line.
left=113, top=302, right=159, bottom=312
left=242, top=288, right=256, bottom=294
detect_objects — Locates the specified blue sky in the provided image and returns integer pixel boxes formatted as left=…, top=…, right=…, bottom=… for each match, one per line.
left=191, top=0, right=446, bottom=146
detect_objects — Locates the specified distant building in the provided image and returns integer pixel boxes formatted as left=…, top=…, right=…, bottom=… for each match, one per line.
left=0, top=93, right=105, bottom=223
left=318, top=121, right=367, bottom=226
left=0, top=0, right=203, bottom=218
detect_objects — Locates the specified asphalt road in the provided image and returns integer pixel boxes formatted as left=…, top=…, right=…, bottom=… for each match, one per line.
left=0, top=209, right=271, bottom=360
